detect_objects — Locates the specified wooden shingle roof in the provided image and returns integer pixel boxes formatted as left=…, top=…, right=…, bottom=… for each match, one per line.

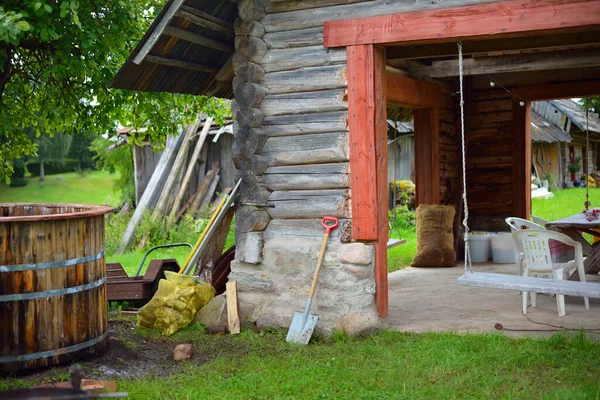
left=110, top=0, right=236, bottom=98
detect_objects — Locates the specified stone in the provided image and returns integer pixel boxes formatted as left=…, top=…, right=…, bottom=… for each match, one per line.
left=228, top=269, right=273, bottom=293
left=343, top=265, right=371, bottom=278
left=336, top=309, right=384, bottom=336
left=341, top=243, right=372, bottom=265
left=194, top=295, right=227, bottom=327
left=173, top=344, right=193, bottom=361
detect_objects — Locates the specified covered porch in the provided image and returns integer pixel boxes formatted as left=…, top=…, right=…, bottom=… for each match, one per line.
left=388, top=263, right=600, bottom=335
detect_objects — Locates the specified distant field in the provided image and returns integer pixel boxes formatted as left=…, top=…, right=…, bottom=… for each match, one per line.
left=0, top=170, right=121, bottom=206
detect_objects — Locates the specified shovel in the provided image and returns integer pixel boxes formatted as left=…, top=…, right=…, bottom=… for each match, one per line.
left=286, top=216, right=339, bottom=344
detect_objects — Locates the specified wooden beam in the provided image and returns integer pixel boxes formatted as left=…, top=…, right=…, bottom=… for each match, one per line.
left=163, top=26, right=234, bottom=53
left=512, top=80, right=600, bottom=100
left=373, top=45, right=389, bottom=319
left=324, top=0, right=600, bottom=48
left=145, top=55, right=219, bottom=73
left=386, top=30, right=600, bottom=60
left=414, top=108, right=441, bottom=206
left=347, top=45, right=378, bottom=241
left=409, top=48, right=600, bottom=79
left=386, top=69, right=442, bottom=108
left=177, top=5, right=234, bottom=33
left=512, top=100, right=531, bottom=219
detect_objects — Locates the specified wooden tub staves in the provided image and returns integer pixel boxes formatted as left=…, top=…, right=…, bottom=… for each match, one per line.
left=0, top=203, right=112, bottom=370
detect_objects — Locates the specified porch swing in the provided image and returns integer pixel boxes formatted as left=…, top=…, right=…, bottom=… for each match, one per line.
left=453, top=42, right=600, bottom=300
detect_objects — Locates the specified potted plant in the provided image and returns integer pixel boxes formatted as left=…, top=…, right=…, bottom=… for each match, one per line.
left=568, top=156, right=582, bottom=174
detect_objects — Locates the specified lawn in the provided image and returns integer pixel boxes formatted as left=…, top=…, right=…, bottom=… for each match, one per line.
left=2, top=327, right=599, bottom=399
left=0, top=170, right=121, bottom=206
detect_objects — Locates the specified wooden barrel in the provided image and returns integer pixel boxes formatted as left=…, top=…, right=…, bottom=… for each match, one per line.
left=0, top=203, right=112, bottom=371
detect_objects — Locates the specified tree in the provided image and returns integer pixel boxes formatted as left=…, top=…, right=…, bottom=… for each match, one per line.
left=0, top=1, right=229, bottom=181
left=34, top=130, right=72, bottom=182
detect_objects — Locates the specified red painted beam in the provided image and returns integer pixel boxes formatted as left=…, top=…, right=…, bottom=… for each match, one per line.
left=324, top=0, right=600, bottom=48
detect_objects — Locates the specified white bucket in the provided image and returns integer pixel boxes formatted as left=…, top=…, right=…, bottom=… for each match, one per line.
left=491, top=232, right=519, bottom=264
left=469, top=232, right=492, bottom=263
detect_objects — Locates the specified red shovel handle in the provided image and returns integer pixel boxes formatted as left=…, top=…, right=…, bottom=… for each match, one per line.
left=321, top=216, right=339, bottom=234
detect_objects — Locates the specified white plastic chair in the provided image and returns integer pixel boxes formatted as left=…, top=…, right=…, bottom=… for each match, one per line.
left=505, top=217, right=546, bottom=276
left=512, top=230, right=590, bottom=317
left=505, top=217, right=545, bottom=232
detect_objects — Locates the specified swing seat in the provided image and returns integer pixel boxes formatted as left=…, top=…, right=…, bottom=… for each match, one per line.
left=387, top=238, right=406, bottom=249
left=457, top=272, right=600, bottom=299
left=458, top=230, right=599, bottom=316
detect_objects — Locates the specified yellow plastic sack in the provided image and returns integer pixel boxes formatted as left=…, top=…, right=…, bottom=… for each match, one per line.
left=137, top=271, right=216, bottom=336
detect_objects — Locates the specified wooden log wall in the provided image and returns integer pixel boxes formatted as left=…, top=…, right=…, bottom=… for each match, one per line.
left=465, top=89, right=515, bottom=219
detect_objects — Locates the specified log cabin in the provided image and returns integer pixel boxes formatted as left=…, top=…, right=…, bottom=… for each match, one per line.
left=111, top=0, right=600, bottom=333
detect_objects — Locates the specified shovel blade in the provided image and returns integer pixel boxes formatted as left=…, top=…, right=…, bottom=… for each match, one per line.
left=286, top=311, right=319, bottom=345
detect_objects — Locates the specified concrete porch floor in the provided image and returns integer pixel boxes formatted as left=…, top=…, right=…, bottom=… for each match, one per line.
left=387, top=262, right=600, bottom=336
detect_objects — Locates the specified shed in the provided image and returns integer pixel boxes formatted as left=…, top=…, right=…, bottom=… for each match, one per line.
left=112, top=0, right=600, bottom=333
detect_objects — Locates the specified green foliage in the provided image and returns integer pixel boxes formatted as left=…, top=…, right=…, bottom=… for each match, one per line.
left=26, top=158, right=78, bottom=176
left=568, top=155, right=582, bottom=173
left=0, top=0, right=231, bottom=182
left=578, top=97, right=600, bottom=114
left=68, top=132, right=96, bottom=169
left=91, top=137, right=135, bottom=205
left=8, top=157, right=27, bottom=187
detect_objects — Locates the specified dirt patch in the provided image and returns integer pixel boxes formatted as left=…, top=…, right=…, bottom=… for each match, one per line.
left=2, top=318, right=223, bottom=385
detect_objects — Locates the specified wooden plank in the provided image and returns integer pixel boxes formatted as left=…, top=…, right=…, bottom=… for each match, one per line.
left=133, top=0, right=185, bottom=64
left=261, top=132, right=348, bottom=166
left=263, top=27, right=323, bottom=49
left=324, top=0, right=600, bottom=48
left=262, top=46, right=346, bottom=73
left=386, top=71, right=441, bottom=108
left=513, top=100, right=531, bottom=219
left=145, top=55, right=220, bottom=73
left=226, top=281, right=241, bottom=334
left=347, top=44, right=377, bottom=241
left=457, top=272, right=600, bottom=298
left=175, top=7, right=234, bottom=37
left=373, top=45, right=388, bottom=319
left=409, top=48, right=600, bottom=79
left=163, top=26, right=234, bottom=53
left=261, top=89, right=347, bottom=117
left=261, top=65, right=347, bottom=95
left=414, top=108, right=441, bottom=205
left=264, top=163, right=350, bottom=191
left=264, top=0, right=500, bottom=33
left=267, top=189, right=351, bottom=219
left=263, top=111, right=348, bottom=136
left=512, top=80, right=600, bottom=101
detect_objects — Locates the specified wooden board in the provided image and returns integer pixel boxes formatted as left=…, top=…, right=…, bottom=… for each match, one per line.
left=324, top=0, right=600, bottom=48
left=457, top=272, right=600, bottom=298
left=226, top=281, right=241, bottom=334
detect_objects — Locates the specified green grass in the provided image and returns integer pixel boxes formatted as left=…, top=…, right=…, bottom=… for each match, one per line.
left=0, top=170, right=121, bottom=206
left=108, top=247, right=193, bottom=276
left=532, top=187, right=600, bottom=221
left=121, top=330, right=600, bottom=399
left=388, top=227, right=416, bottom=272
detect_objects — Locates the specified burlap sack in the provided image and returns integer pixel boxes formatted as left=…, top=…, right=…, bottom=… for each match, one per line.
left=411, top=204, right=456, bottom=267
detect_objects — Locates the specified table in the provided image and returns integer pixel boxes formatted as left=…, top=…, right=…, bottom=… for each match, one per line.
left=546, top=213, right=600, bottom=280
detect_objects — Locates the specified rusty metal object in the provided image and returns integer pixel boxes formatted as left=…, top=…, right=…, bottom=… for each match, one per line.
left=106, top=259, right=180, bottom=302
left=208, top=246, right=235, bottom=295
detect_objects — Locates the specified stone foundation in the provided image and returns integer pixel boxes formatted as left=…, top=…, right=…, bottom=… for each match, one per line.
left=230, top=236, right=382, bottom=335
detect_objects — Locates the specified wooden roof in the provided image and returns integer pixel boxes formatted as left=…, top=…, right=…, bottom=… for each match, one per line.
left=530, top=111, right=572, bottom=143
left=110, top=0, right=236, bottom=98
left=551, top=99, right=600, bottom=134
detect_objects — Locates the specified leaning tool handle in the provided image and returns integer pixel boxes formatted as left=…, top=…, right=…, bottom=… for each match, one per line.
left=308, top=216, right=339, bottom=299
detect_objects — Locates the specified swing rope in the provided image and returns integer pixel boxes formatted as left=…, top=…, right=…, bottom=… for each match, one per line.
left=458, top=41, right=473, bottom=273
left=585, top=98, right=591, bottom=210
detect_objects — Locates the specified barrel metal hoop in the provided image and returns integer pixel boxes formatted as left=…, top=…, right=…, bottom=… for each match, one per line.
left=0, top=251, right=105, bottom=273
left=0, top=330, right=108, bottom=363
left=0, top=277, right=106, bottom=302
